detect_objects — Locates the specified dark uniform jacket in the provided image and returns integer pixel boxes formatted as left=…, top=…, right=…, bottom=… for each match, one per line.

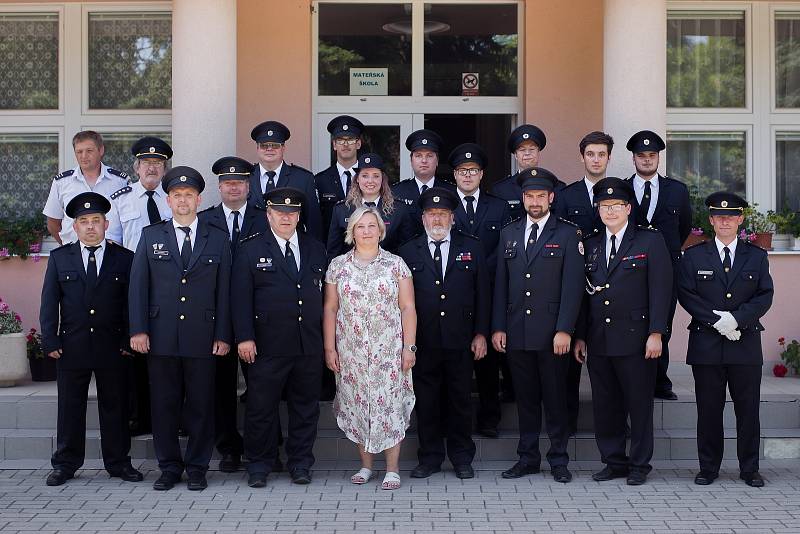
left=492, top=173, right=566, bottom=224
left=391, top=177, right=455, bottom=233
left=398, top=230, right=490, bottom=351
left=552, top=178, right=603, bottom=236
left=492, top=215, right=584, bottom=352
left=677, top=239, right=773, bottom=365
left=578, top=225, right=672, bottom=357
left=627, top=174, right=692, bottom=262
left=40, top=241, right=133, bottom=369
left=453, top=191, right=510, bottom=281
left=129, top=219, right=232, bottom=357
left=327, top=199, right=416, bottom=259
left=314, top=165, right=349, bottom=243
left=248, top=163, right=323, bottom=241
left=231, top=230, right=327, bottom=357
left=198, top=200, right=268, bottom=249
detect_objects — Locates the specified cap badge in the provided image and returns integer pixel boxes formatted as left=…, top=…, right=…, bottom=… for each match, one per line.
left=84, top=202, right=91, bottom=208
left=465, top=152, right=472, bottom=158
left=421, top=139, right=428, bottom=145
left=180, top=176, right=187, bottom=182
left=149, top=147, right=155, bottom=153
left=284, top=198, right=291, bottom=205
left=364, top=157, right=371, bottom=163
left=607, top=187, right=613, bottom=194
left=433, top=196, right=440, bottom=203
left=721, top=200, right=728, bottom=207
left=530, top=169, right=537, bottom=176
left=522, top=133, right=530, bottom=139
left=229, top=166, right=236, bottom=172
left=342, top=124, right=349, bottom=131
left=267, top=130, right=273, bottom=136
left=643, top=139, right=651, bottom=146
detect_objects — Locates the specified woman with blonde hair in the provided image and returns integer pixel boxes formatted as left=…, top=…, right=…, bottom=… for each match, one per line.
left=323, top=206, right=417, bottom=489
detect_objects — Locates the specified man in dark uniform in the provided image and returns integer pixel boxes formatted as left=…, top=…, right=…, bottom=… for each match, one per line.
left=198, top=156, right=266, bottom=474
left=40, top=192, right=142, bottom=486
left=129, top=166, right=232, bottom=491
left=553, top=131, right=614, bottom=436
left=398, top=187, right=490, bottom=480
left=625, top=130, right=692, bottom=401
left=232, top=188, right=327, bottom=488
left=447, top=143, right=510, bottom=438
left=247, top=120, right=323, bottom=240
left=492, top=124, right=550, bottom=223
left=492, top=168, right=584, bottom=483
left=678, top=192, right=773, bottom=487
left=574, top=177, right=672, bottom=485
left=314, top=115, right=364, bottom=242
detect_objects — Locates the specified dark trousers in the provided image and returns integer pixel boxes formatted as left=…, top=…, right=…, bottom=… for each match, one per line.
left=244, top=353, right=321, bottom=475
left=474, top=345, right=502, bottom=430
left=214, top=353, right=243, bottom=456
left=656, top=281, right=679, bottom=394
left=414, top=348, right=476, bottom=467
left=148, top=355, right=216, bottom=476
left=566, top=357, right=582, bottom=434
left=52, top=365, right=131, bottom=474
left=587, top=353, right=656, bottom=474
left=692, top=364, right=761, bottom=474
left=128, top=354, right=151, bottom=430
left=507, top=349, right=570, bottom=468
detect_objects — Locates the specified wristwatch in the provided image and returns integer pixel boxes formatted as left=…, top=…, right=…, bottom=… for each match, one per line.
left=404, top=344, right=417, bottom=353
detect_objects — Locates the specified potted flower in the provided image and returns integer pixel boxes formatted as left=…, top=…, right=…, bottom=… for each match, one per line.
left=683, top=195, right=713, bottom=250
left=767, top=209, right=795, bottom=251
left=791, top=215, right=800, bottom=251
left=26, top=328, right=56, bottom=382
left=0, top=215, right=48, bottom=261
left=777, top=337, right=800, bottom=376
left=743, top=204, right=773, bottom=250
left=0, top=298, right=29, bottom=387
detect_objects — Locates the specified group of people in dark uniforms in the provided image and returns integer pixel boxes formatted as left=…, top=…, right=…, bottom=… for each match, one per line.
left=38, top=115, right=774, bottom=491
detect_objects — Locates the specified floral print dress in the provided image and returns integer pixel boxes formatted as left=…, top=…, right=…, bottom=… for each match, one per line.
left=326, top=248, right=415, bottom=454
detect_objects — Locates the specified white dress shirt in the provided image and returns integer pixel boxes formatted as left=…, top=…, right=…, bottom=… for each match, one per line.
left=336, top=161, right=356, bottom=197
left=583, top=176, right=597, bottom=205
left=80, top=240, right=106, bottom=273
left=633, top=174, right=660, bottom=222
left=259, top=161, right=284, bottom=195
left=427, top=231, right=451, bottom=279
left=107, top=180, right=172, bottom=252
left=525, top=211, right=550, bottom=246
left=457, top=188, right=481, bottom=212
left=415, top=176, right=435, bottom=195
left=715, top=236, right=738, bottom=266
left=172, top=216, right=198, bottom=251
left=222, top=202, right=247, bottom=240
left=605, top=221, right=628, bottom=265
left=272, top=229, right=300, bottom=270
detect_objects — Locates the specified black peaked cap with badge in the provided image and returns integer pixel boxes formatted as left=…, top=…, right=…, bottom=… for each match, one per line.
left=419, top=187, right=459, bottom=212
left=516, top=167, right=558, bottom=192
left=448, top=143, right=487, bottom=169
left=162, top=165, right=205, bottom=193
left=65, top=192, right=111, bottom=218
left=212, top=156, right=254, bottom=181
left=705, top=192, right=748, bottom=216
left=327, top=115, right=364, bottom=138
left=131, top=136, right=173, bottom=160
left=592, top=177, right=634, bottom=204
left=250, top=120, right=291, bottom=144
left=355, top=153, right=384, bottom=171
left=626, top=130, right=666, bottom=153
left=265, top=187, right=305, bottom=213
left=406, top=129, right=443, bottom=153
left=507, top=124, right=546, bottom=153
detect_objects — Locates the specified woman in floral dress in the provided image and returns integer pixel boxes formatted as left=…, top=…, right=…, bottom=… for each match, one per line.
left=323, top=204, right=417, bottom=490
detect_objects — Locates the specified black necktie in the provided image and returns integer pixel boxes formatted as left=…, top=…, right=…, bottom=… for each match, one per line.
left=343, top=170, right=352, bottom=196
left=639, top=181, right=652, bottom=222
left=464, top=195, right=476, bottom=229
left=432, top=240, right=444, bottom=281
left=421, top=184, right=429, bottom=194
left=85, top=246, right=100, bottom=299
left=179, top=227, right=192, bottom=270
left=608, top=234, right=617, bottom=266
left=265, top=171, right=277, bottom=192
left=723, top=246, right=732, bottom=279
left=231, top=210, right=240, bottom=254
left=145, top=190, right=161, bottom=224
left=526, top=223, right=538, bottom=260
left=284, top=241, right=298, bottom=278
left=364, top=201, right=377, bottom=208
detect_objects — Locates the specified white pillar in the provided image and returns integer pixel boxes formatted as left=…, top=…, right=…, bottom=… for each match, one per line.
left=171, top=0, right=237, bottom=207
left=603, top=0, right=667, bottom=179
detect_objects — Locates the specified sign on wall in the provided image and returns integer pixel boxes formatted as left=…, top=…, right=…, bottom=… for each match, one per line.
left=349, top=68, right=388, bottom=96
left=462, top=72, right=479, bottom=96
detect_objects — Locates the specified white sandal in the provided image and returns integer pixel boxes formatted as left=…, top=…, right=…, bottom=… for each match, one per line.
left=350, top=467, right=374, bottom=485
left=381, top=471, right=401, bottom=490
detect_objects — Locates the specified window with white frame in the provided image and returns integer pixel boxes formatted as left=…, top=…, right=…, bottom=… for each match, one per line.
left=0, top=3, right=172, bottom=221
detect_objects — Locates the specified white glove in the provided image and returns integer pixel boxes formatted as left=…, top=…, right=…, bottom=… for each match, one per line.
left=712, top=310, right=738, bottom=334
left=723, top=329, right=741, bottom=341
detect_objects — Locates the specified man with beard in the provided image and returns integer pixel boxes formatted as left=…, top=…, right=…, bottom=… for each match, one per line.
left=492, top=168, right=583, bottom=483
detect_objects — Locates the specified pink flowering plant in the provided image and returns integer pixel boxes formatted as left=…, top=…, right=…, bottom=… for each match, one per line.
left=0, top=298, right=23, bottom=335
left=0, top=215, right=47, bottom=260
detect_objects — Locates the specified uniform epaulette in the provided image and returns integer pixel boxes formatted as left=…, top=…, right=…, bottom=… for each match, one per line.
left=743, top=239, right=768, bottom=253
left=684, top=239, right=708, bottom=252
left=455, top=228, right=479, bottom=240
left=558, top=217, right=580, bottom=229
left=110, top=185, right=132, bottom=199
left=107, top=167, right=129, bottom=180
left=637, top=224, right=660, bottom=232
left=197, top=205, right=216, bottom=215
left=289, top=163, right=311, bottom=173
left=143, top=219, right=168, bottom=229
left=251, top=202, right=266, bottom=211
left=333, top=199, right=346, bottom=207
left=52, top=242, right=73, bottom=252
left=583, top=228, right=602, bottom=240
left=53, top=169, right=74, bottom=181
left=240, top=231, right=263, bottom=243
left=502, top=216, right=522, bottom=228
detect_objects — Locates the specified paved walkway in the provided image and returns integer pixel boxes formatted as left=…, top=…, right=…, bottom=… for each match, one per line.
left=2, top=460, right=800, bottom=533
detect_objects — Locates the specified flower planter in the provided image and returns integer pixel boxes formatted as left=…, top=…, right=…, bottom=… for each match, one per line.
left=752, top=232, right=773, bottom=250
left=0, top=332, right=29, bottom=387
left=682, top=233, right=708, bottom=250
left=772, top=233, right=792, bottom=251
left=29, top=356, right=57, bottom=382
left=792, top=237, right=800, bottom=251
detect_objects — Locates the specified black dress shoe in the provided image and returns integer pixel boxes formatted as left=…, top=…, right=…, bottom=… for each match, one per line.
left=501, top=461, right=540, bottom=479
left=410, top=464, right=441, bottom=478
left=654, top=390, right=678, bottom=400
left=453, top=464, right=475, bottom=479
left=46, top=469, right=73, bottom=486
left=694, top=470, right=718, bottom=485
left=551, top=465, right=573, bottom=483
left=247, top=473, right=267, bottom=488
left=153, top=472, right=180, bottom=491
left=273, top=456, right=284, bottom=473
left=239, top=391, right=248, bottom=404
left=592, top=466, right=629, bottom=481
left=291, top=468, right=312, bottom=485
left=626, top=471, right=647, bottom=485
left=128, top=422, right=152, bottom=437
left=219, top=454, right=241, bottom=473
left=741, top=471, right=765, bottom=487
left=108, top=465, right=144, bottom=482
left=476, top=427, right=499, bottom=439
left=187, top=472, right=208, bottom=491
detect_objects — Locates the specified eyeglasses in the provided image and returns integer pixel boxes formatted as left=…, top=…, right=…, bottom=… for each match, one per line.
left=597, top=203, right=628, bottom=214
left=257, top=142, right=284, bottom=150
left=455, top=168, right=481, bottom=177
left=140, top=160, right=165, bottom=169
left=334, top=138, right=359, bottom=146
